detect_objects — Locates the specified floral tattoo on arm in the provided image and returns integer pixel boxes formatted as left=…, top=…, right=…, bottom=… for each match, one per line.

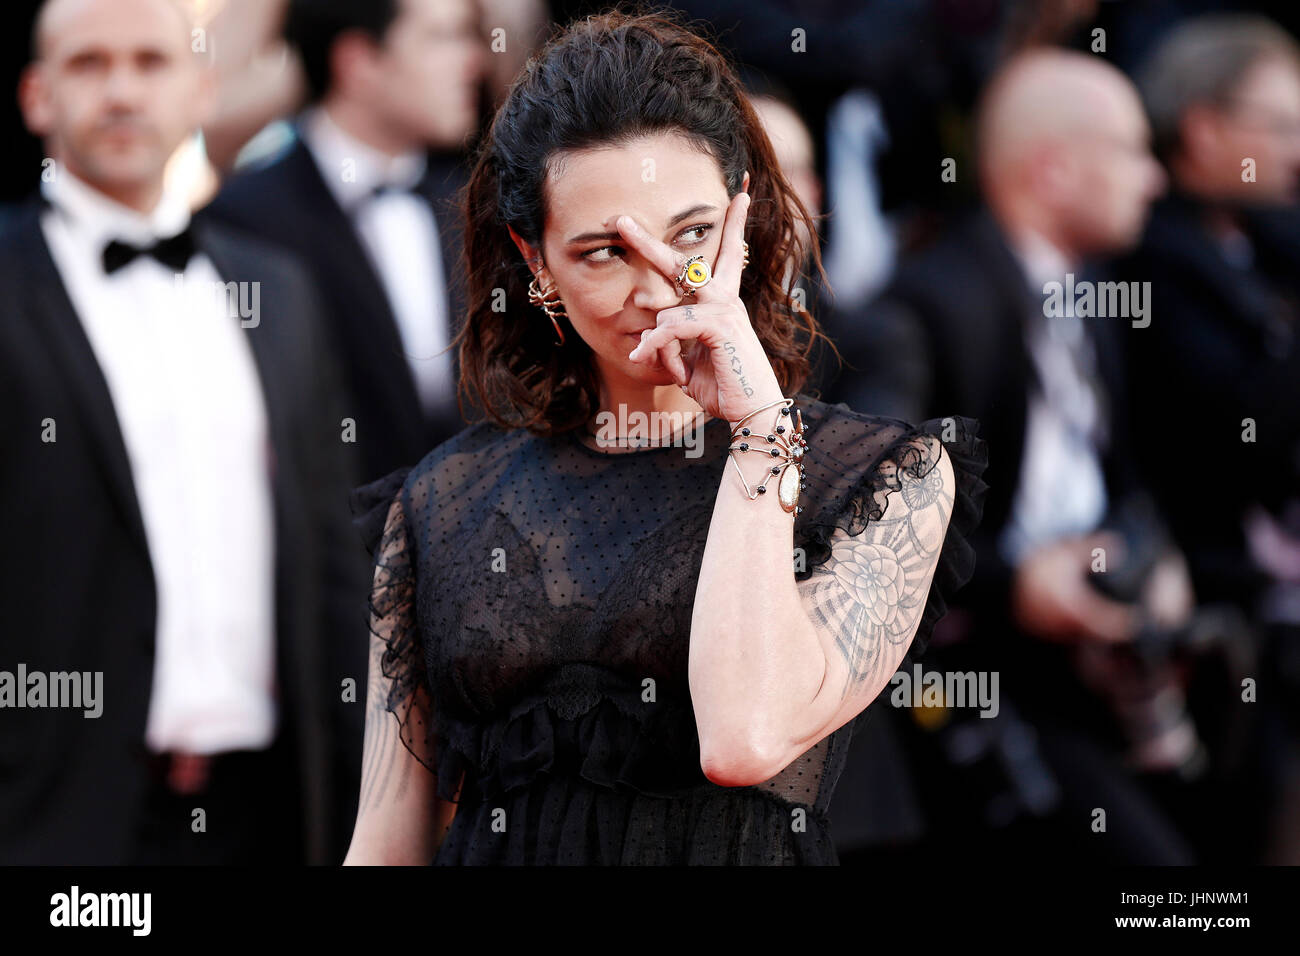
left=796, top=437, right=955, bottom=703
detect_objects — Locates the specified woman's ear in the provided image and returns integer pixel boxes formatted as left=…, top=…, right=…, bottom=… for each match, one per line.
left=741, top=170, right=751, bottom=194
left=507, top=225, right=542, bottom=276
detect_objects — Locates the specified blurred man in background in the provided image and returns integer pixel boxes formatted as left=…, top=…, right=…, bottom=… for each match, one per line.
left=824, top=49, right=1209, bottom=863
left=1116, top=13, right=1300, bottom=862
left=747, top=81, right=823, bottom=291
left=205, top=0, right=487, bottom=484
left=0, top=0, right=368, bottom=864
left=1121, top=14, right=1300, bottom=610
left=197, top=0, right=303, bottom=173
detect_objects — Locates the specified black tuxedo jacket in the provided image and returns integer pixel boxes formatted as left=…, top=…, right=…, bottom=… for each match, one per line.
left=1113, top=193, right=1300, bottom=606
left=0, top=199, right=372, bottom=864
left=202, top=136, right=472, bottom=483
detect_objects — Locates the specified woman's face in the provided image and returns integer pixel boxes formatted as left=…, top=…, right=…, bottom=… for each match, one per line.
left=509, top=130, right=746, bottom=391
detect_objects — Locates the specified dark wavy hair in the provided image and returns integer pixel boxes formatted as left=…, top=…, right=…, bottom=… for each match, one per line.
left=284, top=0, right=400, bottom=103
left=453, top=5, right=834, bottom=436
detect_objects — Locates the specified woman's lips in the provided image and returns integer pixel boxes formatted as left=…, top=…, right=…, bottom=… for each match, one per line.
left=625, top=330, right=659, bottom=360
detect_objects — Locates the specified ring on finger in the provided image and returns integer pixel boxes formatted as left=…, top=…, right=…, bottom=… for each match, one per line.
left=676, top=255, right=711, bottom=295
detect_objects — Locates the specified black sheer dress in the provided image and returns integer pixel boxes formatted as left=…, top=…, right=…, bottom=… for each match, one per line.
left=350, top=394, right=988, bottom=864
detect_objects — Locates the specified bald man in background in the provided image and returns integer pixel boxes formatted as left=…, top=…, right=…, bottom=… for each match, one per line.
left=823, top=50, right=1208, bottom=864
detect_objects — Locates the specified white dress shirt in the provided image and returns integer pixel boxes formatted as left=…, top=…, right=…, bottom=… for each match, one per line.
left=41, top=170, right=277, bottom=754
left=822, top=88, right=896, bottom=308
left=299, top=106, right=456, bottom=417
left=998, top=230, right=1110, bottom=566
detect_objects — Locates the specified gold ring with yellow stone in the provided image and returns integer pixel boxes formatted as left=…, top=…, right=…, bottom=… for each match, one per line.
left=676, top=255, right=711, bottom=294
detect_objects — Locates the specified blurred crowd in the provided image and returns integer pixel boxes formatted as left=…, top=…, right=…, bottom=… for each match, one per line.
left=1, top=0, right=1298, bottom=865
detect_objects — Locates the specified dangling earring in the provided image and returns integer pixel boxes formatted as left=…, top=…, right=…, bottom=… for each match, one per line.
left=526, top=270, right=567, bottom=346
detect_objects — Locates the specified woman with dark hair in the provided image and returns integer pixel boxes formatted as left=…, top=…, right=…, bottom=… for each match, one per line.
left=344, top=7, right=987, bottom=865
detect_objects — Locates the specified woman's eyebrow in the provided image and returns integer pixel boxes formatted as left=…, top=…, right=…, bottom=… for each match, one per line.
left=565, top=203, right=719, bottom=244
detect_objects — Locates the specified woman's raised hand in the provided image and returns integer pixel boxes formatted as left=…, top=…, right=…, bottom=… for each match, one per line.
left=620, top=190, right=785, bottom=424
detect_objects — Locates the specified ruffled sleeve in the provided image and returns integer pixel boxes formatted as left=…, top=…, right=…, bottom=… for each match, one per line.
left=349, top=467, right=439, bottom=775
left=794, top=403, right=989, bottom=664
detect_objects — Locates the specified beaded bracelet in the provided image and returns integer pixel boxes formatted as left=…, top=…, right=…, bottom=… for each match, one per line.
left=726, top=397, right=807, bottom=515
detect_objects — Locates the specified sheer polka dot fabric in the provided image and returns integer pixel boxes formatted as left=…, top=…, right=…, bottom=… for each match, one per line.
left=352, top=394, right=987, bottom=864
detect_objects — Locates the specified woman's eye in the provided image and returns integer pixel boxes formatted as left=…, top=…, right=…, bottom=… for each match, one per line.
left=582, top=246, right=622, bottom=264
left=676, top=223, right=712, bottom=245
left=580, top=224, right=713, bottom=265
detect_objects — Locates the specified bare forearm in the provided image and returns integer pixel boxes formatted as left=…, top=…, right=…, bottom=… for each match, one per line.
left=344, top=780, right=456, bottom=866
left=690, top=420, right=958, bottom=785
left=688, top=403, right=825, bottom=782
left=343, top=633, right=441, bottom=864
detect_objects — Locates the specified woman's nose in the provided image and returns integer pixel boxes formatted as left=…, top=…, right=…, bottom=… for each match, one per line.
left=630, top=261, right=681, bottom=311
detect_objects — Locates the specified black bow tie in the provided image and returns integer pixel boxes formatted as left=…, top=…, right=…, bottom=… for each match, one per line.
left=102, top=228, right=197, bottom=275
left=370, top=178, right=422, bottom=198
left=361, top=179, right=431, bottom=209
left=366, top=158, right=449, bottom=203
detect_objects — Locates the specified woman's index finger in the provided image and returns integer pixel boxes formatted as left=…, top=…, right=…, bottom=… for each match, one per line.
left=710, top=191, right=751, bottom=295
left=615, top=214, right=685, bottom=281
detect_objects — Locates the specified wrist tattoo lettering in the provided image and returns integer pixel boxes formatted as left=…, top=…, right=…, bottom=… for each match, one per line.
left=722, top=341, right=754, bottom=397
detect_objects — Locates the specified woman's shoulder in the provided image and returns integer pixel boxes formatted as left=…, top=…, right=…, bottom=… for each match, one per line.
left=793, top=392, right=974, bottom=460
left=796, top=392, right=911, bottom=433
left=792, top=391, right=987, bottom=523
left=350, top=420, right=537, bottom=554
left=791, top=392, right=989, bottom=609
left=402, top=418, right=541, bottom=488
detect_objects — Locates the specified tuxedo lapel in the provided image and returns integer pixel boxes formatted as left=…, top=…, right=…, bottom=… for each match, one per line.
left=412, top=151, right=473, bottom=432
left=416, top=151, right=468, bottom=337
left=276, top=141, right=427, bottom=437
left=973, top=211, right=1042, bottom=391
left=15, top=201, right=150, bottom=555
left=196, top=223, right=296, bottom=494
left=969, top=212, right=1035, bottom=519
